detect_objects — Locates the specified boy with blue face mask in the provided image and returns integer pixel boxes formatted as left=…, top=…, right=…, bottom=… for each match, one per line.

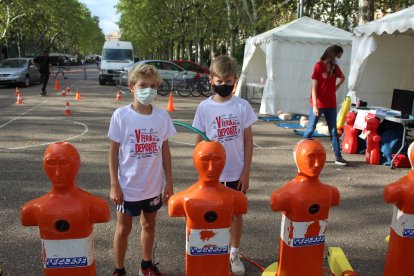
left=192, top=55, right=257, bottom=276
left=108, top=64, right=176, bottom=276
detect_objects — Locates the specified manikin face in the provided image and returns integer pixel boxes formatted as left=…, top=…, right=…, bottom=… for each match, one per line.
left=43, top=142, right=80, bottom=187
left=294, top=139, right=326, bottom=177
left=193, top=141, right=226, bottom=181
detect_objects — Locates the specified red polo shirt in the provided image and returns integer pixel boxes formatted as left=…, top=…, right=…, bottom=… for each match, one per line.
left=310, top=61, right=343, bottom=109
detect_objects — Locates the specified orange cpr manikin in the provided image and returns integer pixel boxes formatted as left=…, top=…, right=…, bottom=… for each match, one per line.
left=270, top=139, right=340, bottom=276
left=383, top=142, right=414, bottom=276
left=21, top=142, right=110, bottom=275
left=168, top=141, right=248, bottom=276
left=342, top=111, right=359, bottom=154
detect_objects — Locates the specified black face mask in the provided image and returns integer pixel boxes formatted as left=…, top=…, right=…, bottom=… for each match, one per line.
left=213, top=84, right=234, bottom=97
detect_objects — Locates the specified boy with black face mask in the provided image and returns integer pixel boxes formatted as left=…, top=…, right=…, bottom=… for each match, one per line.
left=192, top=55, right=257, bottom=276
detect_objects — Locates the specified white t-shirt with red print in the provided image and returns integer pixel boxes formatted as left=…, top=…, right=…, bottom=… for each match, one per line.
left=192, top=96, right=257, bottom=182
left=108, top=104, right=176, bottom=201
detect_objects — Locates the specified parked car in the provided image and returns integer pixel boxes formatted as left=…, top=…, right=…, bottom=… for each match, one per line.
left=117, top=60, right=198, bottom=95
left=171, top=60, right=210, bottom=76
left=0, top=58, right=41, bottom=87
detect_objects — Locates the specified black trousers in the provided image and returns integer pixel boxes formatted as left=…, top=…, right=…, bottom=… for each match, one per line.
left=40, top=72, right=50, bottom=92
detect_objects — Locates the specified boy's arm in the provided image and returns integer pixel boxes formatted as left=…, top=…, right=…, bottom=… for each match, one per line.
left=108, top=140, right=123, bottom=205
left=238, top=126, right=253, bottom=192
left=195, top=134, right=204, bottom=145
left=162, top=140, right=174, bottom=202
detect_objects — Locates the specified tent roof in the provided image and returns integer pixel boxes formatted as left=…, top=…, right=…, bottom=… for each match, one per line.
left=353, top=5, right=414, bottom=36
left=248, top=16, right=352, bottom=45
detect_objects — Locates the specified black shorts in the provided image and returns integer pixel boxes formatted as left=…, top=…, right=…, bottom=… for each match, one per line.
left=117, top=194, right=162, bottom=216
left=221, top=180, right=241, bottom=191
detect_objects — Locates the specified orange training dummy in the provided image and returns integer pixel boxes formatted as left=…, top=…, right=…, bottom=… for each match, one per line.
left=342, top=111, right=358, bottom=154
left=365, top=117, right=381, bottom=165
left=383, top=142, right=414, bottom=276
left=270, top=139, right=340, bottom=276
left=21, top=142, right=110, bottom=275
left=168, top=141, right=248, bottom=276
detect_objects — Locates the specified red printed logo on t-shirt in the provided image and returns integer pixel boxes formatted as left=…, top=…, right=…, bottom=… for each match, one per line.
left=131, top=128, right=160, bottom=159
left=212, top=115, right=240, bottom=142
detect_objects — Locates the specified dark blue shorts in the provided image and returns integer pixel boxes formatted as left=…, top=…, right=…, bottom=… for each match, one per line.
left=221, top=180, right=241, bottom=191
left=116, top=194, right=162, bottom=216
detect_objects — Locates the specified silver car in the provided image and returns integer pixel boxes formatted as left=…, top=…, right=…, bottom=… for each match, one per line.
left=0, top=58, right=41, bottom=87
left=117, top=60, right=198, bottom=95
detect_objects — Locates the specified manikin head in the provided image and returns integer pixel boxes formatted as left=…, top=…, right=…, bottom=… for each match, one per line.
left=345, top=112, right=356, bottom=126
left=365, top=117, right=380, bottom=132
left=193, top=141, right=226, bottom=182
left=43, top=142, right=80, bottom=188
left=293, top=139, right=326, bottom=177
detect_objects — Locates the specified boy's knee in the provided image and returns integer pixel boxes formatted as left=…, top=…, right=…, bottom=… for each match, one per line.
left=116, top=223, right=132, bottom=237
left=141, top=220, right=156, bottom=231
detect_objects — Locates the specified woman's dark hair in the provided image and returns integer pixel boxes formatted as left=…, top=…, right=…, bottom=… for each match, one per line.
left=320, top=45, right=343, bottom=76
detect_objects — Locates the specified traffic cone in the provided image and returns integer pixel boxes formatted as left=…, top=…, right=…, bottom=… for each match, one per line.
left=15, top=87, right=20, bottom=96
left=16, top=92, right=23, bottom=104
left=115, top=90, right=122, bottom=100
left=64, top=102, right=71, bottom=115
left=75, top=90, right=81, bottom=100
left=61, top=89, right=67, bottom=96
left=166, top=92, right=176, bottom=112
left=54, top=79, right=60, bottom=91
left=65, top=86, right=71, bottom=94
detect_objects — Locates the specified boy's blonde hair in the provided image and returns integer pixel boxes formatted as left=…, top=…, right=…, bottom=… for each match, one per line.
left=209, top=55, right=238, bottom=79
left=128, top=63, right=163, bottom=86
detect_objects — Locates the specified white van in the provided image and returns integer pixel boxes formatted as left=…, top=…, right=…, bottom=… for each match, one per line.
left=99, top=41, right=134, bottom=85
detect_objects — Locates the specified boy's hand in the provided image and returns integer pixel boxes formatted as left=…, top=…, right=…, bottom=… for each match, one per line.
left=110, top=183, right=123, bottom=205
left=163, top=181, right=174, bottom=203
left=237, top=171, right=250, bottom=193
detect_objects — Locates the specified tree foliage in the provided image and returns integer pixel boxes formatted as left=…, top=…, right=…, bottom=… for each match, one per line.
left=117, top=0, right=413, bottom=65
left=0, top=0, right=105, bottom=57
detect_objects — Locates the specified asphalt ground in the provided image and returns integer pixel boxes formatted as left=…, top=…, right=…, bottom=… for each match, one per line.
left=0, top=66, right=408, bottom=275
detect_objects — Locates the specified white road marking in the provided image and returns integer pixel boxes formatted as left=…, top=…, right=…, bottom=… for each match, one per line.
left=253, top=142, right=263, bottom=149
left=0, top=100, right=48, bottom=129
left=6, top=120, right=89, bottom=150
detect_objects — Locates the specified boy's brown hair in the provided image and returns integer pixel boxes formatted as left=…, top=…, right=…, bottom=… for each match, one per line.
left=128, top=63, right=163, bottom=86
left=209, top=55, right=238, bottom=79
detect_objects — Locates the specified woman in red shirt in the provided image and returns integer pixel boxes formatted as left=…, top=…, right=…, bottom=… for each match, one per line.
left=303, top=45, right=348, bottom=166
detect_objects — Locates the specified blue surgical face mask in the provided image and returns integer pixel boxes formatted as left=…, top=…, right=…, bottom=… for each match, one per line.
left=335, top=57, right=341, bottom=65
left=135, top=87, right=157, bottom=105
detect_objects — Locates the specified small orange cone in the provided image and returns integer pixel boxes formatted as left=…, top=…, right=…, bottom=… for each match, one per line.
left=116, top=90, right=122, bottom=100
left=64, top=102, right=71, bottom=115
left=16, top=92, right=23, bottom=104
left=54, top=79, right=60, bottom=91
left=166, top=92, right=176, bottom=112
left=15, top=87, right=20, bottom=96
left=75, top=90, right=81, bottom=100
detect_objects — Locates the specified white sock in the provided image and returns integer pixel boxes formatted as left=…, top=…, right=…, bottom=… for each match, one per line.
left=230, top=247, right=239, bottom=254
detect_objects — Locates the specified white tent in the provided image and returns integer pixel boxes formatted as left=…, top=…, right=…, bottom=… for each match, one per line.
left=348, top=5, right=414, bottom=107
left=236, top=16, right=353, bottom=115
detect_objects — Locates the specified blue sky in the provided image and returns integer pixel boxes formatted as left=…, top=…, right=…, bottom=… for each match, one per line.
left=79, top=0, right=120, bottom=35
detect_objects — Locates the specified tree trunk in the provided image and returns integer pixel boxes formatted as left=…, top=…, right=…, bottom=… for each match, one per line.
left=229, top=26, right=238, bottom=57
left=17, top=32, right=21, bottom=57
left=359, top=0, right=374, bottom=25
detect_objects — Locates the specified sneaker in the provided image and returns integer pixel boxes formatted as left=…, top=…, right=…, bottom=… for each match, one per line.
left=139, top=263, right=164, bottom=276
left=335, top=156, right=349, bottom=166
left=113, top=267, right=126, bottom=276
left=230, top=252, right=245, bottom=276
